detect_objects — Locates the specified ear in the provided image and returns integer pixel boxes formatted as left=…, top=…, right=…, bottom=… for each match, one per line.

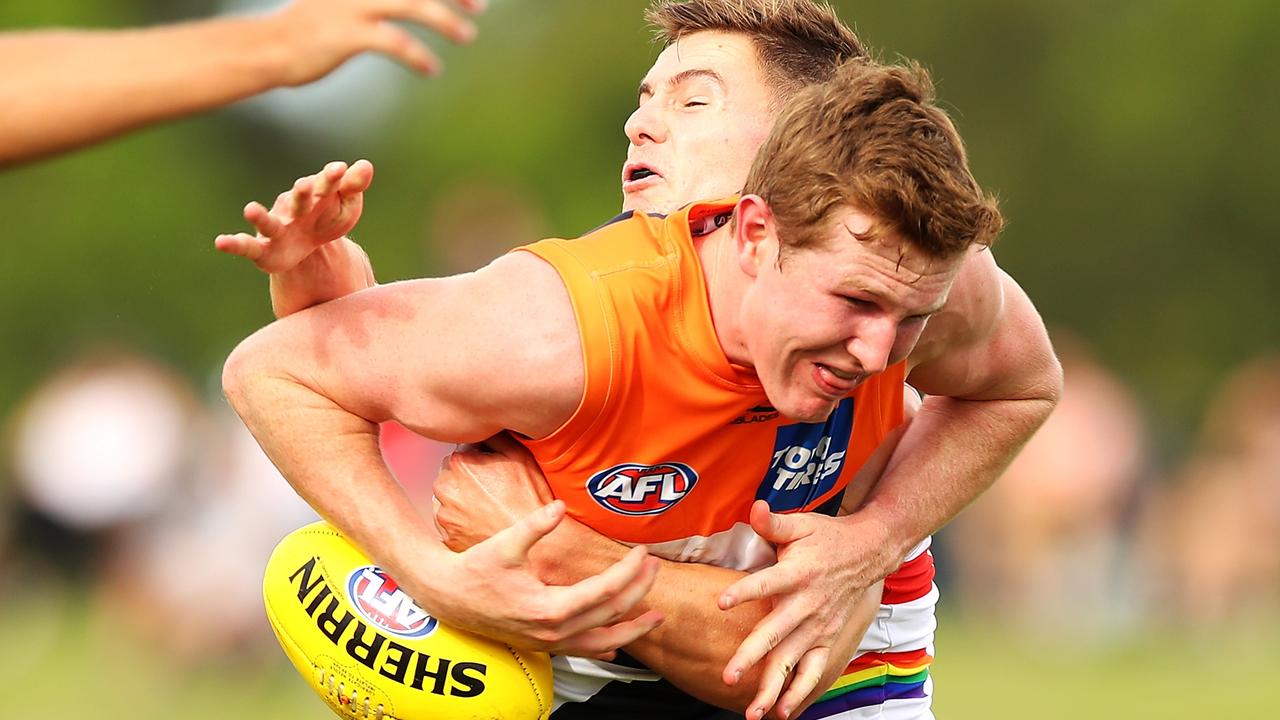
left=734, top=195, right=777, bottom=278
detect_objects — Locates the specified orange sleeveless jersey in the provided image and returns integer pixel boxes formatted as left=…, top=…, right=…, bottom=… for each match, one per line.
left=517, top=199, right=905, bottom=559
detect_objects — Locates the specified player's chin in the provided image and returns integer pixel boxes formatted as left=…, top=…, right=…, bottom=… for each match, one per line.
left=621, top=189, right=675, bottom=215
left=620, top=192, right=648, bottom=213
left=776, top=394, right=838, bottom=423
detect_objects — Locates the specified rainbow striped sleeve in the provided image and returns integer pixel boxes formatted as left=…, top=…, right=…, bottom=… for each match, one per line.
left=797, top=648, right=932, bottom=718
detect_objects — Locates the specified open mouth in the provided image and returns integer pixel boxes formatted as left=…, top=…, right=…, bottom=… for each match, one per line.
left=623, top=163, right=662, bottom=188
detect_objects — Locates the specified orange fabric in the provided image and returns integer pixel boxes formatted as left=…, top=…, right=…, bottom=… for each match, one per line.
left=517, top=200, right=906, bottom=545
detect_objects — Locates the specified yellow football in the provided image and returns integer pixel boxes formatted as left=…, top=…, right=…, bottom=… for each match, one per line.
left=263, top=521, right=553, bottom=720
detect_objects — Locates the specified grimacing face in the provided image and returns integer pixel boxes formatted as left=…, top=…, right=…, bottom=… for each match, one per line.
left=621, top=31, right=776, bottom=213
left=736, top=206, right=964, bottom=422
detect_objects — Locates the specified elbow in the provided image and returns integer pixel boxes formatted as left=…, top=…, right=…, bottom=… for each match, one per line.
left=1016, top=350, right=1065, bottom=437
left=221, top=332, right=270, bottom=419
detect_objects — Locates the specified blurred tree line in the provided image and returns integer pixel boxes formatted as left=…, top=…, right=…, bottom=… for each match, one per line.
left=0, top=0, right=1276, bottom=469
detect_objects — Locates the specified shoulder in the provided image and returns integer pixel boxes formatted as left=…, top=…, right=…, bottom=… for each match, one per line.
left=523, top=211, right=672, bottom=276
left=459, top=253, right=585, bottom=439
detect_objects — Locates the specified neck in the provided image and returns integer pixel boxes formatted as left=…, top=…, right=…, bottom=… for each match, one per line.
left=695, top=225, right=750, bottom=367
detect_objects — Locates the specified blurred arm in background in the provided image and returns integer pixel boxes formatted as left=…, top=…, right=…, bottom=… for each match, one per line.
left=0, top=0, right=485, bottom=167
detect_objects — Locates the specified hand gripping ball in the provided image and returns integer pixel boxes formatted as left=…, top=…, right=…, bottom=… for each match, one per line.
left=263, top=522, right=552, bottom=719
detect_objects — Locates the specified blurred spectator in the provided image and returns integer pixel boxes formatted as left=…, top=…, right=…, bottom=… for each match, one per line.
left=1, top=349, right=203, bottom=664
left=4, top=347, right=319, bottom=661
left=0, top=0, right=483, bottom=166
left=99, top=403, right=317, bottom=661
left=1143, top=353, right=1280, bottom=629
left=943, top=332, right=1148, bottom=635
left=9, top=350, right=200, bottom=532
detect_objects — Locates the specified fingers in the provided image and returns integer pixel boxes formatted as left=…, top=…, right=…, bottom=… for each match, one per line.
left=556, top=550, right=660, bottom=638
left=559, top=610, right=665, bottom=659
left=288, top=176, right=319, bottom=220
left=722, top=600, right=807, bottom=686
left=486, top=500, right=565, bottom=565
left=744, top=655, right=788, bottom=720
left=243, top=201, right=287, bottom=239
left=748, top=499, right=808, bottom=545
left=313, top=161, right=349, bottom=197
left=389, top=0, right=479, bottom=45
left=720, top=562, right=801, bottom=610
left=772, top=646, right=830, bottom=720
left=365, top=21, right=441, bottom=75
left=551, top=546, right=656, bottom=625
left=214, top=232, right=266, bottom=261
left=339, top=159, right=375, bottom=195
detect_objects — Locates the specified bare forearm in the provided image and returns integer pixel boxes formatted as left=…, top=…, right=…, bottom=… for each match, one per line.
left=857, top=392, right=1059, bottom=562
left=0, top=18, right=287, bottom=165
left=270, top=238, right=377, bottom=317
left=532, top=524, right=777, bottom=710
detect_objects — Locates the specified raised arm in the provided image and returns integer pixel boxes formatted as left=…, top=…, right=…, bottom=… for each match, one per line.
left=0, top=0, right=484, bottom=166
left=222, top=252, right=664, bottom=655
left=216, top=160, right=379, bottom=317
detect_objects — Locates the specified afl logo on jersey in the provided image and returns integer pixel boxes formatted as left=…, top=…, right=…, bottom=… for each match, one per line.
left=346, top=566, right=438, bottom=639
left=587, top=462, right=699, bottom=516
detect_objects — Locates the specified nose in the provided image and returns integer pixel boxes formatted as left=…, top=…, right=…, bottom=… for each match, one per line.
left=625, top=99, right=667, bottom=146
left=846, top=316, right=897, bottom=376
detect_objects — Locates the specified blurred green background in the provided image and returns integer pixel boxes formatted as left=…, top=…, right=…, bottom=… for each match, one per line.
left=1, top=1, right=1277, bottom=718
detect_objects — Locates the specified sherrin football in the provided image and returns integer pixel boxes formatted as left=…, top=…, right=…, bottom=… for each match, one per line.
left=263, top=521, right=553, bottom=720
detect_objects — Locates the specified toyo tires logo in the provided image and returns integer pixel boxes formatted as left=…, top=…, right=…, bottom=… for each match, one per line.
left=587, top=462, right=698, bottom=516
left=755, top=397, right=855, bottom=512
left=346, top=566, right=438, bottom=638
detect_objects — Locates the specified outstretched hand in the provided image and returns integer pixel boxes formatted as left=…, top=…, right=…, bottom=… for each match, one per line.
left=720, top=500, right=898, bottom=720
left=438, top=499, right=665, bottom=660
left=216, top=160, right=373, bottom=274
left=270, top=0, right=488, bottom=83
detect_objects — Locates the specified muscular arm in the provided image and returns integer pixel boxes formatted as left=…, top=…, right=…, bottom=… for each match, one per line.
left=857, top=248, right=1063, bottom=573
left=223, top=252, right=662, bottom=653
left=0, top=0, right=481, bottom=166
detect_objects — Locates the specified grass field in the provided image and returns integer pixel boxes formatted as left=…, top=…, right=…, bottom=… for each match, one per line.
left=933, top=619, right=1280, bottom=719
left=4, top=584, right=1277, bottom=719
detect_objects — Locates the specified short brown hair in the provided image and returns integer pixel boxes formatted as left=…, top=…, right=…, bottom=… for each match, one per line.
left=745, top=59, right=1004, bottom=260
left=646, top=0, right=867, bottom=105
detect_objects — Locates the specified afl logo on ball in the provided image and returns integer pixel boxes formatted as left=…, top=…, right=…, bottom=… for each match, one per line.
left=587, top=462, right=698, bottom=516
left=346, top=566, right=438, bottom=639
